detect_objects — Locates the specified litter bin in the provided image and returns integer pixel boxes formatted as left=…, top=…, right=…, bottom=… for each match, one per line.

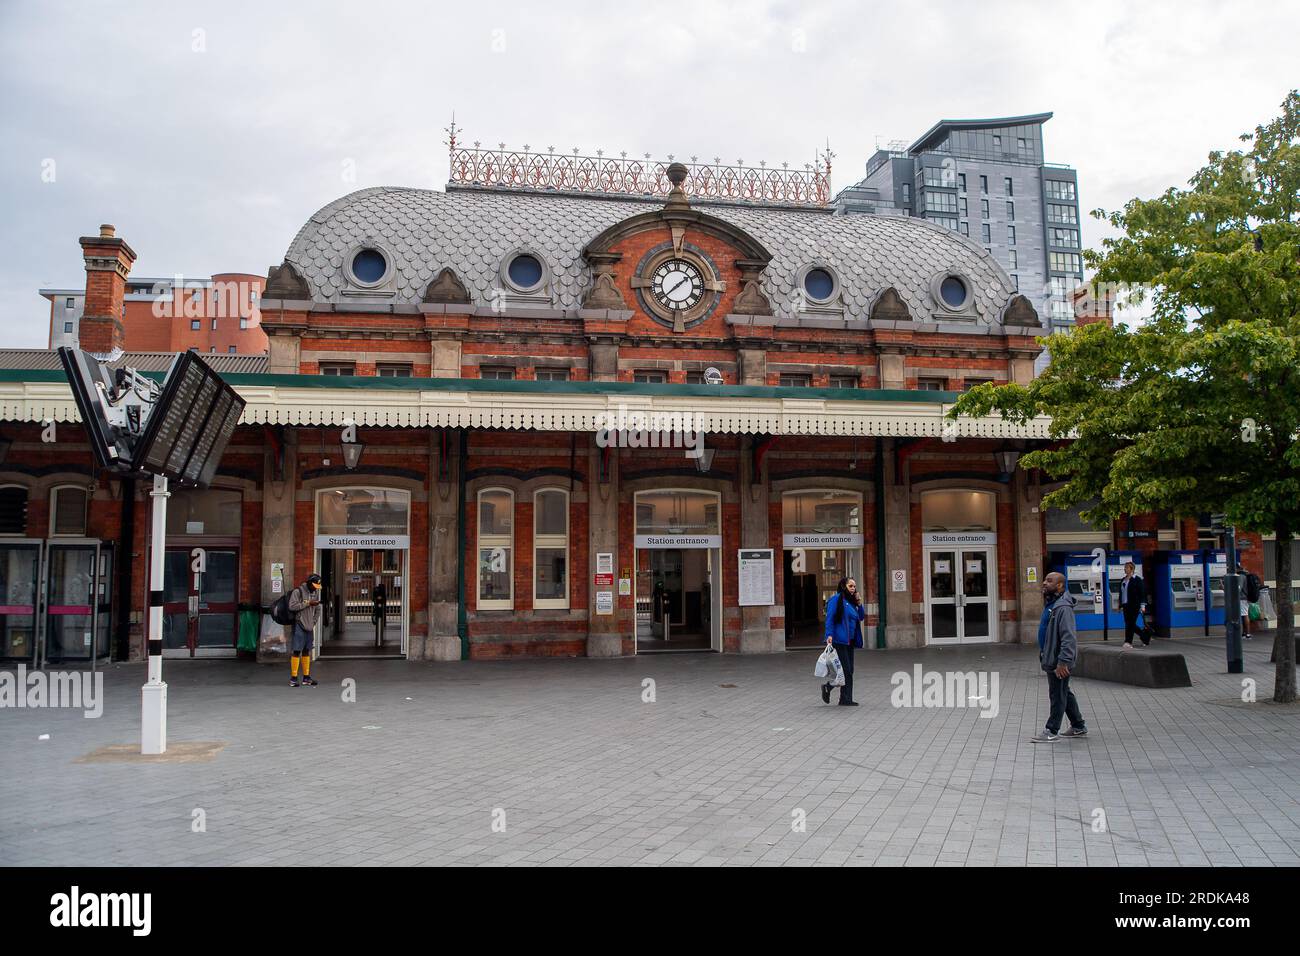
left=237, top=602, right=261, bottom=657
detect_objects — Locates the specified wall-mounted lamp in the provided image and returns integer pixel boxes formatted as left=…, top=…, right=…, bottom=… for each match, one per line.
left=993, top=447, right=1021, bottom=476
left=341, top=433, right=364, bottom=470
left=994, top=438, right=1024, bottom=485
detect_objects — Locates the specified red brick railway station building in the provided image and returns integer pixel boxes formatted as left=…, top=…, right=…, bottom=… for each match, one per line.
left=0, top=156, right=1275, bottom=665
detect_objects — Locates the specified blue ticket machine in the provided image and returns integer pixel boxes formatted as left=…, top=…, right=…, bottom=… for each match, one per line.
left=1107, top=550, right=1146, bottom=630
left=1050, top=551, right=1106, bottom=632
left=1203, top=549, right=1228, bottom=628
left=1151, top=550, right=1206, bottom=635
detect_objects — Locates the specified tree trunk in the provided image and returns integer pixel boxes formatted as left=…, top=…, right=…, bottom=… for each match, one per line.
left=1273, top=526, right=1295, bottom=703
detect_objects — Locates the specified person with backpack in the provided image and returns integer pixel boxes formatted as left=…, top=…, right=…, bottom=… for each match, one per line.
left=286, top=573, right=323, bottom=687
left=821, top=577, right=865, bottom=707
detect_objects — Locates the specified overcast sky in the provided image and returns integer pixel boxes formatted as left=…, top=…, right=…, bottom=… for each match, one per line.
left=0, top=0, right=1295, bottom=347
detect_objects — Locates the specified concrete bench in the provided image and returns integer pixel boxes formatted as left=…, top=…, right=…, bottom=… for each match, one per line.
left=1073, top=643, right=1192, bottom=688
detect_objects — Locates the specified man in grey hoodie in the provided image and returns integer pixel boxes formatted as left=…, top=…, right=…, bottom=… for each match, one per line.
left=1031, top=571, right=1088, bottom=742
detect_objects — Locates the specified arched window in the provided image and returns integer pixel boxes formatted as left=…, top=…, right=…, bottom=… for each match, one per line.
left=49, top=485, right=88, bottom=537
left=477, top=488, right=514, bottom=609
left=0, top=485, right=29, bottom=535
left=534, top=489, right=569, bottom=609
left=921, top=489, right=995, bottom=532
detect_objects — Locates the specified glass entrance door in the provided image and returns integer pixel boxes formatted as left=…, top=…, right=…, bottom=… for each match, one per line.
left=162, top=547, right=239, bottom=657
left=959, top=549, right=993, bottom=641
left=925, top=547, right=996, bottom=644
left=0, top=540, right=41, bottom=661
left=43, top=542, right=99, bottom=663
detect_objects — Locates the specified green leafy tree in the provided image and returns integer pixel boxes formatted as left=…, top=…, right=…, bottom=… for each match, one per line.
left=952, top=91, right=1300, bottom=701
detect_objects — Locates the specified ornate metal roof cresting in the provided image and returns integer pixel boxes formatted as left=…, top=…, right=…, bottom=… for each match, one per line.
left=445, top=120, right=832, bottom=207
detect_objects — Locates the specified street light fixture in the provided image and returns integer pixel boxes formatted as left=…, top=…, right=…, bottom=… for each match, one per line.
left=993, top=446, right=1021, bottom=476
left=341, top=433, right=364, bottom=470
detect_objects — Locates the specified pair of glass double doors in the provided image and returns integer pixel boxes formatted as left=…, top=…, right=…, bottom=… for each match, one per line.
left=925, top=547, right=995, bottom=644
left=161, top=547, right=240, bottom=657
left=0, top=538, right=113, bottom=665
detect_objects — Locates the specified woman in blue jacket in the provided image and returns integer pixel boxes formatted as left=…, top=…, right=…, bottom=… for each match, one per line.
left=822, top=577, right=864, bottom=706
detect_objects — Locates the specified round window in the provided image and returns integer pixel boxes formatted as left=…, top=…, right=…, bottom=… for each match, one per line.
left=939, top=275, right=968, bottom=308
left=351, top=249, right=387, bottom=285
left=507, top=253, right=544, bottom=290
left=803, top=268, right=835, bottom=301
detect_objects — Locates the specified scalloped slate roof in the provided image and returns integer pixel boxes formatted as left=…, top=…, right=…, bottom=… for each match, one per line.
left=283, top=186, right=1021, bottom=323
left=0, top=349, right=269, bottom=373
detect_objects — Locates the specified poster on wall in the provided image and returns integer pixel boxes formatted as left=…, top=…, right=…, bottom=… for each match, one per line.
left=596, top=552, right=614, bottom=575
left=891, top=569, right=906, bottom=592
left=738, top=549, right=774, bottom=606
left=595, top=591, right=614, bottom=615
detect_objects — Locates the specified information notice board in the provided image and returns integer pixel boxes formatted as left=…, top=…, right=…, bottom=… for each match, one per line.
left=738, top=549, right=774, bottom=607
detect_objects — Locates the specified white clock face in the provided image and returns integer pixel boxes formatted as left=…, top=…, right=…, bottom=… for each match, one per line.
left=651, top=258, right=705, bottom=311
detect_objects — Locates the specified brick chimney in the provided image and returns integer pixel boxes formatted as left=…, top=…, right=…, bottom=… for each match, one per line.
left=77, top=224, right=137, bottom=357
left=1072, top=282, right=1113, bottom=328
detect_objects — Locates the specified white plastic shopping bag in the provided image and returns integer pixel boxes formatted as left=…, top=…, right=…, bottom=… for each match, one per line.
left=829, top=649, right=846, bottom=687
left=815, top=645, right=846, bottom=686
left=1259, top=588, right=1277, bottom=622
left=815, top=645, right=834, bottom=678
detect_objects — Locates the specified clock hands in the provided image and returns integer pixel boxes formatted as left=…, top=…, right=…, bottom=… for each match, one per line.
left=665, top=274, right=693, bottom=298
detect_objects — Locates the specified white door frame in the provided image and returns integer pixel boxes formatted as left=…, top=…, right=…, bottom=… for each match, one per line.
left=312, top=486, right=413, bottom=659
left=632, top=488, right=722, bottom=654
left=312, top=545, right=409, bottom=657
left=923, top=543, right=998, bottom=645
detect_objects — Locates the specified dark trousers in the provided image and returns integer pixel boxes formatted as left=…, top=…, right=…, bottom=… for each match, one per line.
left=834, top=642, right=855, bottom=703
left=1123, top=609, right=1146, bottom=645
left=1045, top=670, right=1085, bottom=734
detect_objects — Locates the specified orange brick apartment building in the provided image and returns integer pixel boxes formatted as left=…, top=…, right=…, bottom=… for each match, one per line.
left=43, top=256, right=267, bottom=356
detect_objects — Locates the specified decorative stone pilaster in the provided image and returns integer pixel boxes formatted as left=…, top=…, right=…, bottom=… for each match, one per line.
left=427, top=428, right=462, bottom=660
left=587, top=435, right=623, bottom=656
left=738, top=349, right=766, bottom=385
left=590, top=342, right=619, bottom=382
left=1014, top=468, right=1044, bottom=644
left=733, top=258, right=773, bottom=316
left=258, top=427, right=297, bottom=662
left=882, top=439, right=920, bottom=647
left=582, top=253, right=627, bottom=309
left=738, top=436, right=781, bottom=653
